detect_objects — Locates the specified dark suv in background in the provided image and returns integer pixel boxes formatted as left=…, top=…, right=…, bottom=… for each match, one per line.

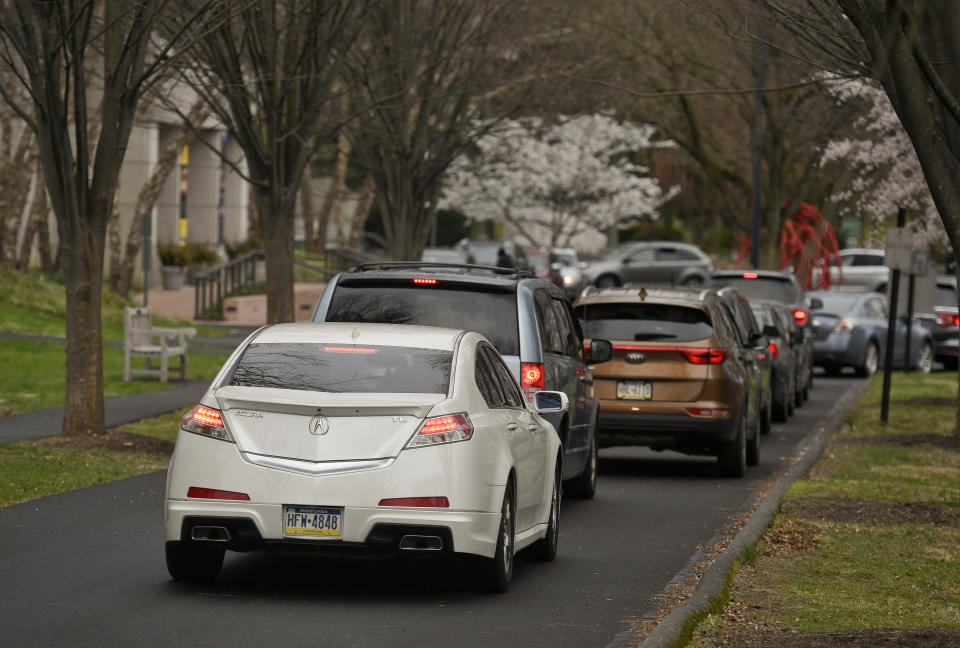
left=310, top=262, right=611, bottom=498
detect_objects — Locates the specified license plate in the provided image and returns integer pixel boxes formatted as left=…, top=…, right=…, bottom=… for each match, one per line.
left=617, top=380, right=653, bottom=400
left=283, top=505, right=342, bottom=539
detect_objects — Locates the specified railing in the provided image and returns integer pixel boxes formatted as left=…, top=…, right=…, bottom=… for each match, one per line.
left=194, top=250, right=264, bottom=319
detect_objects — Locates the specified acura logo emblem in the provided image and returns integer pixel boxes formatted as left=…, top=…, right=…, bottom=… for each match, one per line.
left=626, top=352, right=645, bottom=363
left=308, top=416, right=330, bottom=436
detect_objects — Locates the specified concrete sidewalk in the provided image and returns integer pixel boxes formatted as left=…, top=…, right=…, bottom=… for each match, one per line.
left=137, top=282, right=326, bottom=326
left=0, top=379, right=210, bottom=445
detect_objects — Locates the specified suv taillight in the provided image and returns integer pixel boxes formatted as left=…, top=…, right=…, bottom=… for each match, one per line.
left=937, top=312, right=960, bottom=327
left=680, top=348, right=725, bottom=364
left=521, top=362, right=544, bottom=400
left=792, top=308, right=809, bottom=326
left=406, top=414, right=473, bottom=448
left=181, top=405, right=234, bottom=442
left=767, top=342, right=779, bottom=359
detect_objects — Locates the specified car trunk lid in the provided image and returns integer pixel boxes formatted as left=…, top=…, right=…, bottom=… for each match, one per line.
left=591, top=342, right=711, bottom=402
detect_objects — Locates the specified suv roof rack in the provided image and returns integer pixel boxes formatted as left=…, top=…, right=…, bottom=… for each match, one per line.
left=351, top=261, right=536, bottom=279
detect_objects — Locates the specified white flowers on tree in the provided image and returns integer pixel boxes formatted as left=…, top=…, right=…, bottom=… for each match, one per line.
left=440, top=114, right=679, bottom=251
left=821, top=79, right=944, bottom=245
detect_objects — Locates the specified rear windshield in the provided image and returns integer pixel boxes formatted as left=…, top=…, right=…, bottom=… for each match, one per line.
left=326, top=285, right=520, bottom=356
left=230, top=343, right=452, bottom=394
left=710, top=276, right=801, bottom=302
left=810, top=293, right=861, bottom=314
left=575, top=302, right=713, bottom=342
left=937, top=285, right=957, bottom=308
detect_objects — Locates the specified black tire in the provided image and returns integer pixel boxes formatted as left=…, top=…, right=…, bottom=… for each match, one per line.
left=746, top=413, right=761, bottom=467
left=529, top=462, right=561, bottom=561
left=772, top=395, right=788, bottom=423
left=855, top=341, right=879, bottom=377
left=786, top=389, right=795, bottom=416
left=480, top=487, right=515, bottom=593
left=760, top=402, right=772, bottom=435
left=794, top=383, right=803, bottom=408
left=165, top=541, right=225, bottom=583
left=943, top=356, right=959, bottom=371
left=566, top=427, right=598, bottom=499
left=595, top=274, right=619, bottom=288
left=718, top=414, right=747, bottom=478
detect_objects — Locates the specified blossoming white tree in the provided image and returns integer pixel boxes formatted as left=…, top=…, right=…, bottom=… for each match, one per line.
left=821, top=80, right=944, bottom=245
left=440, top=114, right=679, bottom=251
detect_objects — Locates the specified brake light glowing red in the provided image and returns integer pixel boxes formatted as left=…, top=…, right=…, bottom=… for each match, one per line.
left=420, top=415, right=462, bottom=435
left=792, top=308, right=809, bottom=326
left=413, top=278, right=438, bottom=285
left=937, top=312, right=960, bottom=326
left=680, top=348, right=726, bottom=364
left=323, top=346, right=377, bottom=353
left=192, top=405, right=223, bottom=427
left=187, top=487, right=250, bottom=501
left=379, top=497, right=449, bottom=507
left=742, top=272, right=759, bottom=279
left=408, top=413, right=473, bottom=447
left=767, top=342, right=779, bottom=359
left=521, top=363, right=544, bottom=389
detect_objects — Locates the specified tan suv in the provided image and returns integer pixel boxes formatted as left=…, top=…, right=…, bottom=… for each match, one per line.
left=574, top=287, right=768, bottom=477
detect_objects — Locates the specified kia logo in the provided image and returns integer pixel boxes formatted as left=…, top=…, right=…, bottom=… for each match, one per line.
left=308, top=416, right=330, bottom=436
left=626, top=352, right=645, bottom=363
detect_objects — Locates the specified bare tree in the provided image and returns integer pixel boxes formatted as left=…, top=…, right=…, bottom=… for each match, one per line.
left=171, top=0, right=361, bottom=323
left=0, top=1, right=210, bottom=436
left=342, top=0, right=524, bottom=261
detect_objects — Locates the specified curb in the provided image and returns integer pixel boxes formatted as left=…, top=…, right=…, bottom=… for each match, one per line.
left=630, top=377, right=872, bottom=648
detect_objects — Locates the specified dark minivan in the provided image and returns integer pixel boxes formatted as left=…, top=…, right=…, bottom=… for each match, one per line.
left=311, top=262, right=611, bottom=498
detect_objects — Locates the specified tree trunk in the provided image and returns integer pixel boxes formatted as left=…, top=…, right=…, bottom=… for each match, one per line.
left=301, top=168, right=315, bottom=253
left=348, top=175, right=375, bottom=249
left=255, top=187, right=296, bottom=324
left=106, top=189, right=121, bottom=283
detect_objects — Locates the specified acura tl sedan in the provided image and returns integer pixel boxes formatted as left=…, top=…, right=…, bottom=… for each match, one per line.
left=165, top=323, right=568, bottom=592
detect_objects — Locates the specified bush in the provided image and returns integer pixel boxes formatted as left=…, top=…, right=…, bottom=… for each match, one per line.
left=225, top=234, right=264, bottom=259
left=157, top=243, right=220, bottom=267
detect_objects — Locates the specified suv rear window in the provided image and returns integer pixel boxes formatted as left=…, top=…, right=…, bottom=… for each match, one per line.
left=710, top=276, right=801, bottom=302
left=230, top=343, right=452, bottom=394
left=576, top=303, right=713, bottom=342
left=326, top=285, right=520, bottom=355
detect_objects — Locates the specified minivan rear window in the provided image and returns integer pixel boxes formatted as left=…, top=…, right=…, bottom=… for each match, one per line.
left=230, top=343, right=452, bottom=394
left=326, top=286, right=520, bottom=356
left=576, top=303, right=713, bottom=342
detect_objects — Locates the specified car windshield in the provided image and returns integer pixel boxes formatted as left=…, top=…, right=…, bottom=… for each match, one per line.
left=229, top=343, right=452, bottom=394
left=575, top=302, right=713, bottom=342
left=554, top=251, right=576, bottom=267
left=710, top=276, right=801, bottom=302
left=810, top=293, right=861, bottom=314
left=326, top=285, right=520, bottom=356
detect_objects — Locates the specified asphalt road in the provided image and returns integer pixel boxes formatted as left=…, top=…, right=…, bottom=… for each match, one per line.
left=0, top=375, right=863, bottom=648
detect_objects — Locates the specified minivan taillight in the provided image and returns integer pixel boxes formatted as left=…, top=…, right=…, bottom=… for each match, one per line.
left=406, top=414, right=473, bottom=448
left=680, top=348, right=726, bottom=364
left=181, top=405, right=234, bottom=442
left=521, top=362, right=544, bottom=401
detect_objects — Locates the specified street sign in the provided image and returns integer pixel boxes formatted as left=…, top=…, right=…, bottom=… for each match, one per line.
left=910, top=248, right=930, bottom=276
left=884, top=227, right=912, bottom=270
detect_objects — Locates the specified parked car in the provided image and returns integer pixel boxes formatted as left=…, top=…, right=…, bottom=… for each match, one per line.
left=552, top=247, right=587, bottom=299
left=749, top=299, right=799, bottom=423
left=708, top=269, right=818, bottom=394
left=811, top=248, right=888, bottom=292
left=457, top=239, right=529, bottom=271
left=574, top=286, right=767, bottom=477
left=807, top=289, right=934, bottom=375
left=584, top=241, right=714, bottom=288
left=311, top=262, right=612, bottom=498
left=715, top=288, right=774, bottom=431
left=524, top=246, right=564, bottom=288
left=926, top=277, right=959, bottom=370
left=164, top=323, right=568, bottom=591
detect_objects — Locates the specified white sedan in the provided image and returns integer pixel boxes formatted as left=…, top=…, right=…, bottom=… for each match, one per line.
left=164, top=322, right=567, bottom=592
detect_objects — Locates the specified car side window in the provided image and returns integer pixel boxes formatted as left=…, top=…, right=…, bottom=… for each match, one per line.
left=657, top=248, right=697, bottom=262
left=627, top=248, right=655, bottom=263
left=866, top=297, right=887, bottom=319
left=550, top=296, right=581, bottom=359
left=720, top=303, right=748, bottom=346
left=534, top=289, right=564, bottom=354
left=483, top=346, right=524, bottom=408
left=475, top=349, right=506, bottom=408
left=711, top=304, right=740, bottom=348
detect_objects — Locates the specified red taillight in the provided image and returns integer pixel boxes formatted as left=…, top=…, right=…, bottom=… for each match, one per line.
left=767, top=342, right=779, bottom=359
left=187, top=487, right=250, bottom=501
left=413, top=278, right=438, bottom=285
left=379, top=497, right=449, bottom=508
left=323, top=346, right=377, bottom=353
left=686, top=408, right=731, bottom=419
left=407, top=413, right=473, bottom=448
left=182, top=405, right=233, bottom=442
left=792, top=308, right=809, bottom=326
left=521, top=362, right=544, bottom=400
left=680, top=348, right=726, bottom=364
left=937, top=312, right=960, bottom=326
left=742, top=272, right=759, bottom=279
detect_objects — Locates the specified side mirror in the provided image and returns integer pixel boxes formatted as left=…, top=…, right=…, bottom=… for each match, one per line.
left=762, top=325, right=781, bottom=339
left=534, top=390, right=569, bottom=414
left=808, top=297, right=824, bottom=310
left=749, top=333, right=769, bottom=351
left=585, top=339, right=613, bottom=363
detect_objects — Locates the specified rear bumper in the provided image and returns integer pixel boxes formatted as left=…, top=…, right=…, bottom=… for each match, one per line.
left=597, top=408, right=737, bottom=454
left=813, top=335, right=864, bottom=367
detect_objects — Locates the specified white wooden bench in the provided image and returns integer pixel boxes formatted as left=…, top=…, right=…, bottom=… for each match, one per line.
left=123, top=307, right=196, bottom=382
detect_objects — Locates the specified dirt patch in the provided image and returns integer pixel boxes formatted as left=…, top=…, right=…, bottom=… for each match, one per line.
left=36, top=429, right=174, bottom=456
left=835, top=433, right=960, bottom=450
left=702, top=627, right=960, bottom=647
left=784, top=496, right=960, bottom=526
left=756, top=517, right=818, bottom=557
